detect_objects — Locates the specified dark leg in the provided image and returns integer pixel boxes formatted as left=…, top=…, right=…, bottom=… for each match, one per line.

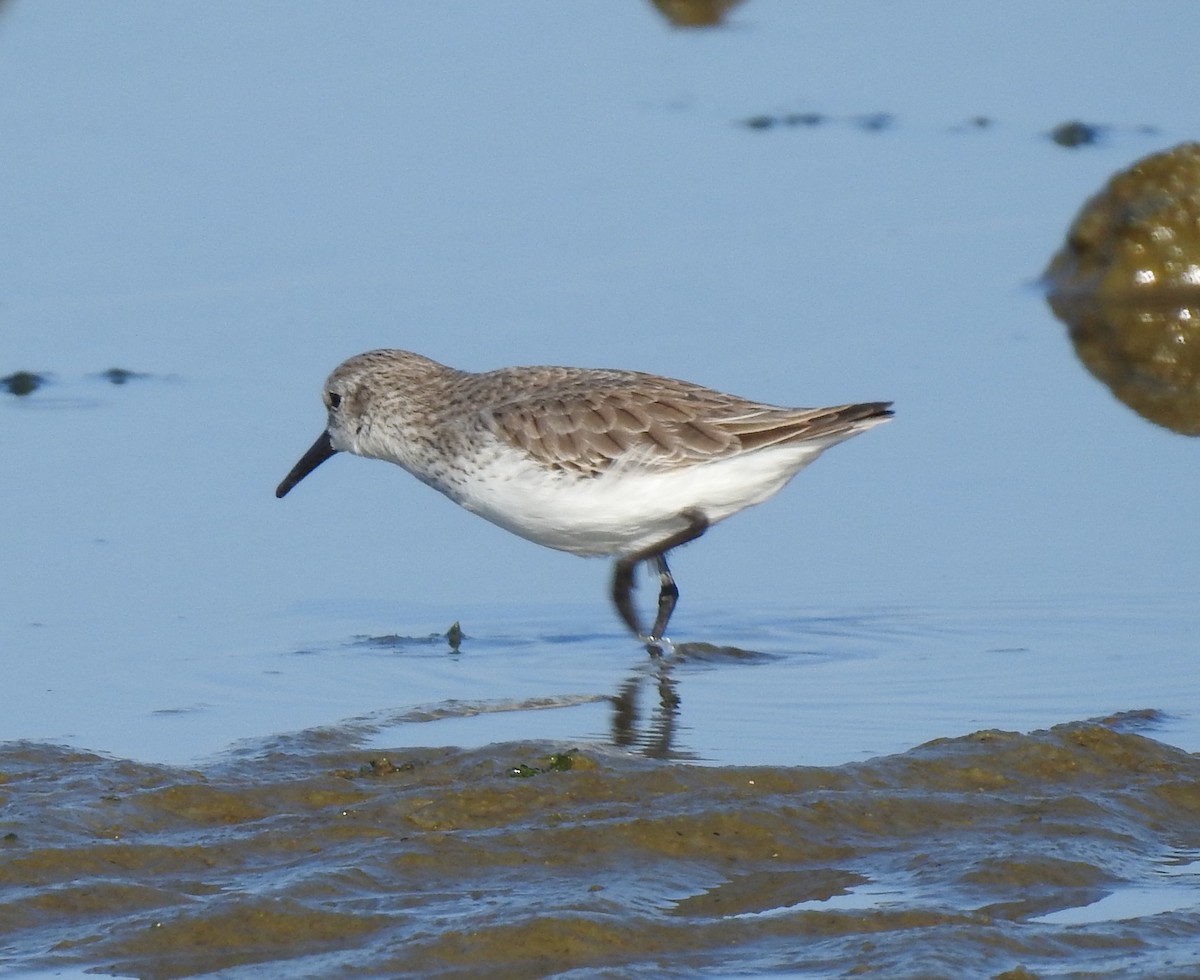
left=609, top=509, right=709, bottom=642
left=610, top=559, right=642, bottom=637
left=648, top=553, right=679, bottom=644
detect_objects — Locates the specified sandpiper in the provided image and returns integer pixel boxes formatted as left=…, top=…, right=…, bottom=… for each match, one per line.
left=277, top=350, right=891, bottom=643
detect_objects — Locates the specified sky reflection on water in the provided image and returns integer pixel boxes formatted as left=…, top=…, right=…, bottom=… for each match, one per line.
left=2, top=1, right=1198, bottom=768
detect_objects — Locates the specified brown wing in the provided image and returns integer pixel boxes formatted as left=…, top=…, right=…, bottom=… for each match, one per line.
left=714, top=401, right=894, bottom=453
left=480, top=370, right=891, bottom=476
left=483, top=386, right=730, bottom=475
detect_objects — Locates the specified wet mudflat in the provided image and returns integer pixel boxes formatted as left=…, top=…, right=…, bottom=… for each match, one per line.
left=4, top=714, right=1200, bottom=979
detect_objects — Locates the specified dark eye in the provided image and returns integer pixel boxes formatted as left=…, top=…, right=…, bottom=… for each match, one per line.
left=327, top=391, right=342, bottom=409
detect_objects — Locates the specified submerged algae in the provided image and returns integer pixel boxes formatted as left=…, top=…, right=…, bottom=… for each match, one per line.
left=1, top=718, right=1199, bottom=977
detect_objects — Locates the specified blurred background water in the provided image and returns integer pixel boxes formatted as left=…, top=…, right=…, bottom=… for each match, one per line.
left=3, top=0, right=1197, bottom=765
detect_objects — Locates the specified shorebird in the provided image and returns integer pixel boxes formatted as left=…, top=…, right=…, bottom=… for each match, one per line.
left=277, top=349, right=890, bottom=643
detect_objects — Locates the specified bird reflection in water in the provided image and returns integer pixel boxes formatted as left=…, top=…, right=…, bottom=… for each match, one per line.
left=609, top=642, right=776, bottom=759
left=610, top=656, right=684, bottom=760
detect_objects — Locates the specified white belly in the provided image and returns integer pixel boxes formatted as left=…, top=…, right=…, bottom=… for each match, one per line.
left=447, top=443, right=832, bottom=558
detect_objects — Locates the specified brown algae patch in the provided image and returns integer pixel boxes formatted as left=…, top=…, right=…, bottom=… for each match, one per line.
left=650, top=0, right=744, bottom=28
left=2, top=722, right=1200, bottom=976
left=1044, top=141, right=1200, bottom=434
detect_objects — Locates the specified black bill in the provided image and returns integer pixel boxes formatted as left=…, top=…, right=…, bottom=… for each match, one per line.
left=276, top=430, right=338, bottom=498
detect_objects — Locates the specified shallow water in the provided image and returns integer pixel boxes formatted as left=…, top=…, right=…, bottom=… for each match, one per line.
left=4, top=1, right=1200, bottom=976
left=4, top=597, right=1200, bottom=977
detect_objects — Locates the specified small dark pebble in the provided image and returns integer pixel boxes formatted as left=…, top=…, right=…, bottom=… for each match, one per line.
left=100, top=368, right=148, bottom=385
left=1050, top=120, right=1102, bottom=148
left=2, top=371, right=46, bottom=396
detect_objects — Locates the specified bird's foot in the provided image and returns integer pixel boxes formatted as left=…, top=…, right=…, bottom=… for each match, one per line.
left=641, top=634, right=675, bottom=657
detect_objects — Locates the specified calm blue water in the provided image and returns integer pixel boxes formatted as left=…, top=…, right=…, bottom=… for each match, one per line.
left=3, top=0, right=1198, bottom=768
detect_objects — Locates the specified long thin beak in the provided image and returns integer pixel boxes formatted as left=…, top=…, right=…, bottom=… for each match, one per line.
left=276, top=430, right=338, bottom=498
